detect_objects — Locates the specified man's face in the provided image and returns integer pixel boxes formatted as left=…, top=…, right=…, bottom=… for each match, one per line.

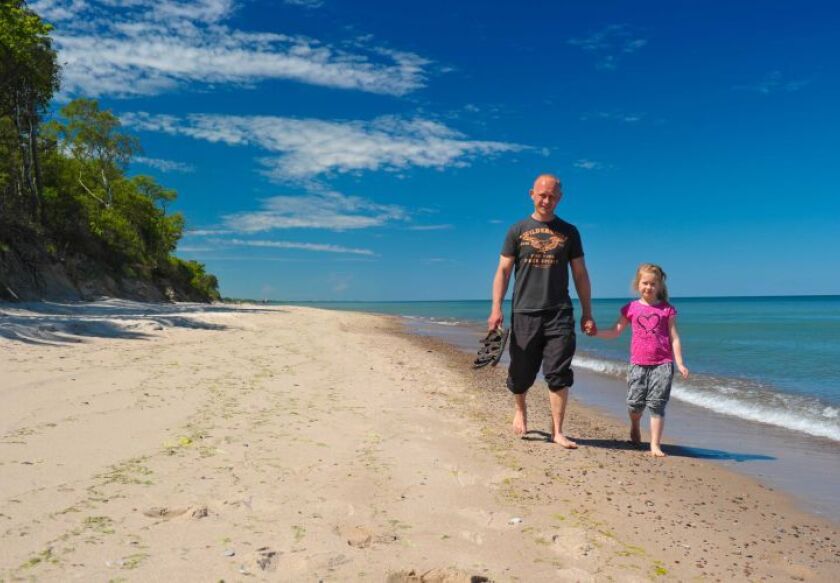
left=530, top=182, right=561, bottom=215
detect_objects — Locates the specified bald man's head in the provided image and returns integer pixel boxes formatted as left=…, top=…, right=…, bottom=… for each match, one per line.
left=530, top=173, right=563, bottom=219
left=532, top=174, right=561, bottom=193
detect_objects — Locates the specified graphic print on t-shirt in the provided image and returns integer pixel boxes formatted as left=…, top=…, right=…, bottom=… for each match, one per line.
left=520, top=227, right=568, bottom=269
left=636, top=313, right=660, bottom=335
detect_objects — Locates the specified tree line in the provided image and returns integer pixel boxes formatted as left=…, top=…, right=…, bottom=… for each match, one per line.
left=1, top=0, right=219, bottom=301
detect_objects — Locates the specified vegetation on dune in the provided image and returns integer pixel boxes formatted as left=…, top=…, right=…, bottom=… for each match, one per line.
left=0, top=0, right=219, bottom=301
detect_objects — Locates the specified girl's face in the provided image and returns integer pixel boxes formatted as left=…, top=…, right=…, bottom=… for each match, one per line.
left=638, top=272, right=661, bottom=302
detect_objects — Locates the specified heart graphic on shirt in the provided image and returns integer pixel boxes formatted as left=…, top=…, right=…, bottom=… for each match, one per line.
left=637, top=313, right=660, bottom=333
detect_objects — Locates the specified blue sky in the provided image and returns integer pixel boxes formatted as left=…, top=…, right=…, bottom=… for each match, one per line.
left=34, top=0, right=840, bottom=300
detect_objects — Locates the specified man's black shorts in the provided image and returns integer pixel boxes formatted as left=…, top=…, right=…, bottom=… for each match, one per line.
left=506, top=308, right=576, bottom=394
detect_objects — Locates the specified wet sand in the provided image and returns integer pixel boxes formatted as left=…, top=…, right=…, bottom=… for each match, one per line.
left=0, top=303, right=837, bottom=581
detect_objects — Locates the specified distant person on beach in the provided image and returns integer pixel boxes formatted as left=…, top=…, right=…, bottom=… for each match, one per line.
left=595, top=263, right=689, bottom=456
left=488, top=174, right=597, bottom=448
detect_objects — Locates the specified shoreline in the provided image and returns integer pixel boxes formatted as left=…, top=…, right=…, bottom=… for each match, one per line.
left=404, top=316, right=840, bottom=522
left=1, top=302, right=837, bottom=580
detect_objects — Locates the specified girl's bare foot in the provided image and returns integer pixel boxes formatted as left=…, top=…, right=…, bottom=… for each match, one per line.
left=628, top=411, right=643, bottom=447
left=650, top=446, right=666, bottom=457
left=552, top=433, right=578, bottom=449
left=630, top=425, right=641, bottom=445
left=512, top=410, right=528, bottom=436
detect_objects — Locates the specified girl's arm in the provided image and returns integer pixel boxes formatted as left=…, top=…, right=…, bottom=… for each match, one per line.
left=595, top=315, right=629, bottom=339
left=668, top=316, right=689, bottom=378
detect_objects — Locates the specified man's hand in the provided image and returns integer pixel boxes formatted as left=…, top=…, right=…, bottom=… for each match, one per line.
left=581, top=317, right=597, bottom=336
left=488, top=309, right=504, bottom=331
left=677, top=364, right=689, bottom=378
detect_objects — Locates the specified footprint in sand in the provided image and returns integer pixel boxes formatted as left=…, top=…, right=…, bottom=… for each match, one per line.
left=455, top=507, right=503, bottom=530
left=252, top=546, right=279, bottom=571
left=459, top=530, right=483, bottom=545
left=141, top=505, right=208, bottom=520
left=386, top=567, right=491, bottom=583
left=549, top=527, right=610, bottom=564
left=336, top=525, right=398, bottom=549
left=444, top=464, right=478, bottom=487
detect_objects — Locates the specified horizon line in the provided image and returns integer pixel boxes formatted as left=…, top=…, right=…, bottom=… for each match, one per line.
left=227, top=293, right=840, bottom=304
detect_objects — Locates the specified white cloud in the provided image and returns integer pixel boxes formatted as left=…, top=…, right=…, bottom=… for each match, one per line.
left=134, top=156, right=194, bottom=173
left=580, top=111, right=644, bottom=124
left=735, top=71, right=811, bottom=94
left=228, top=238, right=375, bottom=256
left=568, top=25, right=647, bottom=70
left=32, top=0, right=429, bottom=97
left=174, top=245, right=214, bottom=252
left=285, top=0, right=324, bottom=7
left=573, top=159, right=605, bottom=171
left=122, top=112, right=525, bottom=181
left=407, top=224, right=453, bottom=231
left=184, top=229, right=234, bottom=236
left=222, top=191, right=407, bottom=233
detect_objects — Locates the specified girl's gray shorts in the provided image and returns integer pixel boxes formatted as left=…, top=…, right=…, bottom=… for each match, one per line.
left=627, top=362, right=674, bottom=417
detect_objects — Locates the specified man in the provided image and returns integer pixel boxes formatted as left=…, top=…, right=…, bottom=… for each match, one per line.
left=487, top=174, right=596, bottom=448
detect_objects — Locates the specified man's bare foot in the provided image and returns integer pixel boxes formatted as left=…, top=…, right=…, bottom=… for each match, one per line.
left=630, top=425, right=641, bottom=445
left=552, top=433, right=578, bottom=449
left=512, top=410, right=528, bottom=436
left=650, top=446, right=666, bottom=457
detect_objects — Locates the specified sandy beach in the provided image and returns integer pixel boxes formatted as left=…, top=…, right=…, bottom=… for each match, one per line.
left=1, top=303, right=837, bottom=581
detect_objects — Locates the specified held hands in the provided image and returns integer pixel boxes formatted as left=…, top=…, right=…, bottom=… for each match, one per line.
left=581, top=317, right=597, bottom=336
left=677, top=364, right=690, bottom=378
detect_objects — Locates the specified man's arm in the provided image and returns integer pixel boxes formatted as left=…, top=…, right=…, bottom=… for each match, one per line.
left=488, top=255, right=515, bottom=330
left=570, top=256, right=597, bottom=335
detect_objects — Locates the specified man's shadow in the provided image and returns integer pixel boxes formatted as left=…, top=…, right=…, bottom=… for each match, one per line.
left=523, top=433, right=775, bottom=462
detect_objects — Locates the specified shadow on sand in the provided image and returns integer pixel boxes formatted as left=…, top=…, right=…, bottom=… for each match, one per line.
left=662, top=444, right=776, bottom=462
left=527, top=434, right=776, bottom=462
left=0, top=301, right=283, bottom=345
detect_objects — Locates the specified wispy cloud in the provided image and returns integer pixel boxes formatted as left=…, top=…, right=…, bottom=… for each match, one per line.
left=222, top=191, right=407, bottom=233
left=285, top=0, right=324, bottom=7
left=134, top=156, right=194, bottom=173
left=228, top=238, right=375, bottom=256
left=184, top=229, right=234, bottom=237
left=407, top=224, right=453, bottom=231
left=734, top=71, right=811, bottom=94
left=573, top=159, right=607, bottom=171
left=31, top=0, right=429, bottom=97
left=122, top=112, right=525, bottom=181
left=568, top=24, right=647, bottom=70
left=580, top=111, right=644, bottom=124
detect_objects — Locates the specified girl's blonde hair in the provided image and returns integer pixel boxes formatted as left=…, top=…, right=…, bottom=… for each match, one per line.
left=633, top=263, right=669, bottom=302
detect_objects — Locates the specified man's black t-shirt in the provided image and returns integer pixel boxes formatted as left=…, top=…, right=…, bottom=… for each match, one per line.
left=501, top=216, right=584, bottom=313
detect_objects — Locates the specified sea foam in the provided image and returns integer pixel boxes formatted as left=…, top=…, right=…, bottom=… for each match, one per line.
left=573, top=355, right=840, bottom=442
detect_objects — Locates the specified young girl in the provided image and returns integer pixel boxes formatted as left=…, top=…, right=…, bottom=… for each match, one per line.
left=596, top=264, right=689, bottom=456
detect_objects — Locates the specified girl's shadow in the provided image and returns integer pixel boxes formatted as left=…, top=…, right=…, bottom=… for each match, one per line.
left=525, top=434, right=775, bottom=462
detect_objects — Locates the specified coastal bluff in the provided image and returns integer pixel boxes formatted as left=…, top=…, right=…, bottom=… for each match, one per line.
left=0, top=232, right=215, bottom=303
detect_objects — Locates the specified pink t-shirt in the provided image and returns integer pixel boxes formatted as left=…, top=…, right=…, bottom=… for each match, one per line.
left=620, top=300, right=677, bottom=365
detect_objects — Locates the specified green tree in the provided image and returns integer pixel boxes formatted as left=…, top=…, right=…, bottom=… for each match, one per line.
left=0, top=0, right=59, bottom=222
left=47, top=98, right=140, bottom=208
left=132, top=174, right=177, bottom=214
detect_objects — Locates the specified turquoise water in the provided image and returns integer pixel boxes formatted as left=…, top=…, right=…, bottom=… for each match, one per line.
left=283, top=296, right=840, bottom=442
